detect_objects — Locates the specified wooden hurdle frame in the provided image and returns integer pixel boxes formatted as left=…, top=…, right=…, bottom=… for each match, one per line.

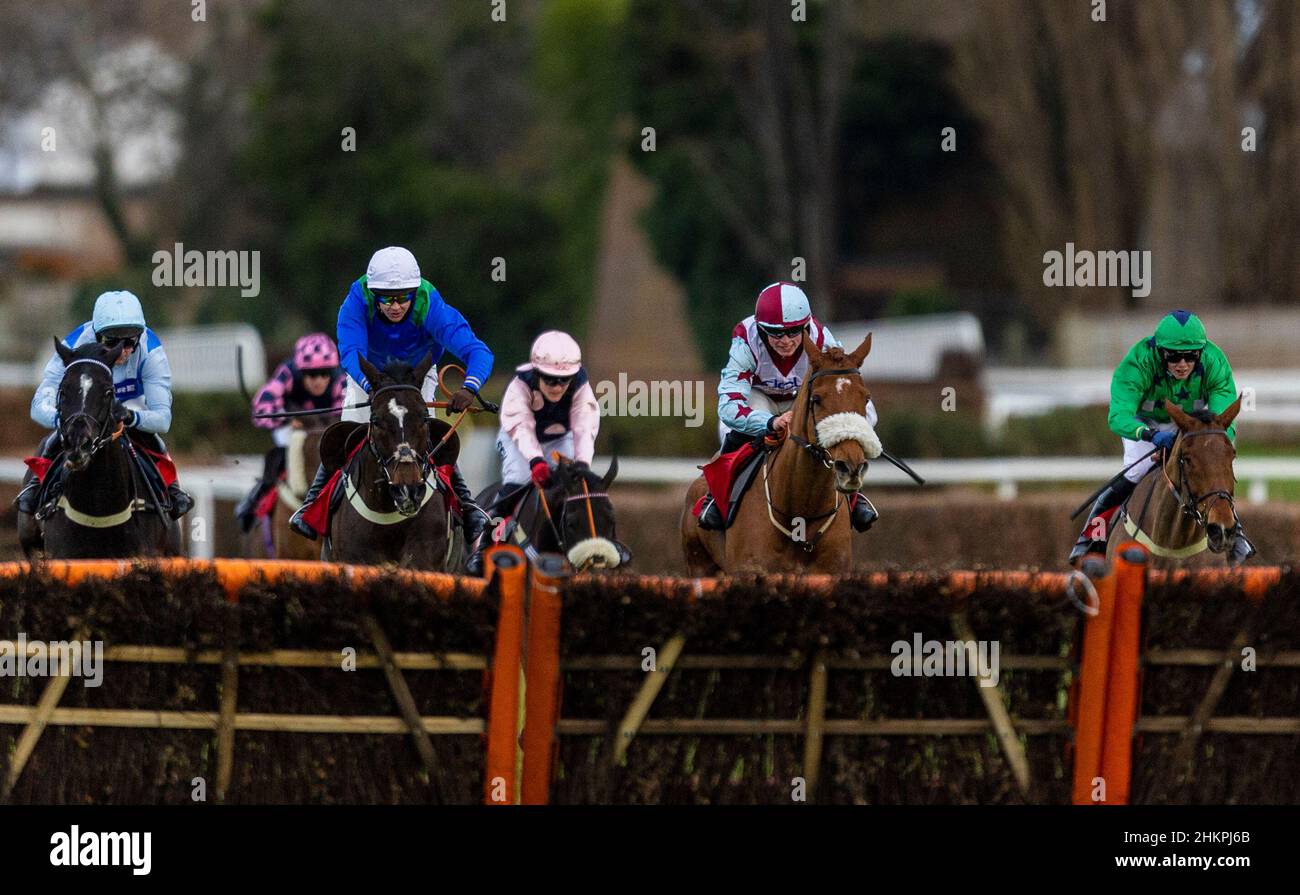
left=0, top=553, right=1290, bottom=804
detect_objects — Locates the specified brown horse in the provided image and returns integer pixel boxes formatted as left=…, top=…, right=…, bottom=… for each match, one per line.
left=1104, top=396, right=1246, bottom=570
left=681, top=333, right=877, bottom=575
left=269, top=424, right=327, bottom=560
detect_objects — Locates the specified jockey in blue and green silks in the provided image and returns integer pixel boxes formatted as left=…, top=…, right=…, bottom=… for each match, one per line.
left=1068, top=309, right=1254, bottom=567
left=288, top=246, right=494, bottom=547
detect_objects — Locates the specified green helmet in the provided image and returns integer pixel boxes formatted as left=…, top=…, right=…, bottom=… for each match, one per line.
left=1153, top=310, right=1207, bottom=350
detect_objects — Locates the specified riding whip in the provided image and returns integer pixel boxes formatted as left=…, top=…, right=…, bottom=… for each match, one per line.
left=1069, top=447, right=1160, bottom=520
left=879, top=448, right=925, bottom=485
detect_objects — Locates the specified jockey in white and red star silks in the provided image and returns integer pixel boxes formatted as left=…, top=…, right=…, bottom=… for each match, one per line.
left=717, top=281, right=878, bottom=444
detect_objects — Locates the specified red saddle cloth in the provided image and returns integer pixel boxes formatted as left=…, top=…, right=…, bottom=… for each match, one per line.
left=299, top=440, right=458, bottom=537
left=692, top=441, right=757, bottom=518
left=24, top=443, right=177, bottom=486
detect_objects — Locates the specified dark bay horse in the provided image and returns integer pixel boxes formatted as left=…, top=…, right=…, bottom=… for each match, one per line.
left=681, top=333, right=878, bottom=575
left=18, top=339, right=179, bottom=558
left=321, top=353, right=460, bottom=569
left=475, top=455, right=628, bottom=570
left=1104, top=396, right=1246, bottom=571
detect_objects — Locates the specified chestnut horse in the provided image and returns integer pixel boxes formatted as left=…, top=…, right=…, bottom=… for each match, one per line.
left=681, top=333, right=878, bottom=575
left=270, top=424, right=327, bottom=560
left=1104, top=396, right=1246, bottom=571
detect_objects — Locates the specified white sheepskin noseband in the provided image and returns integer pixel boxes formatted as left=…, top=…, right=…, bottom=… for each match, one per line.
left=567, top=537, right=622, bottom=569
left=816, top=412, right=882, bottom=459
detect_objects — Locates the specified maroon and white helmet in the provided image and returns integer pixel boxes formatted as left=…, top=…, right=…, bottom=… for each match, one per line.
left=754, top=282, right=812, bottom=332
left=293, top=332, right=340, bottom=371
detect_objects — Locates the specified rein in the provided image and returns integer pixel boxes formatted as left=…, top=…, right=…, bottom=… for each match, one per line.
left=535, top=475, right=613, bottom=551
left=1163, top=428, right=1239, bottom=529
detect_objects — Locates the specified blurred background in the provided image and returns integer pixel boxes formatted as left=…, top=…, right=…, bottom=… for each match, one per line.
left=1, top=0, right=1299, bottom=565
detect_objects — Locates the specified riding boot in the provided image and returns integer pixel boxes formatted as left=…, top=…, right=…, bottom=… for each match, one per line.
left=289, top=463, right=331, bottom=540
left=849, top=492, right=879, bottom=532
left=1067, top=477, right=1138, bottom=566
left=234, top=448, right=285, bottom=533
left=13, top=432, right=62, bottom=515
left=166, top=482, right=195, bottom=520
left=697, top=495, right=725, bottom=530
left=451, top=467, right=489, bottom=574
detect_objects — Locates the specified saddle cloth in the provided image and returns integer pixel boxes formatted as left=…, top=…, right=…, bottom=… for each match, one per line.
left=691, top=440, right=764, bottom=529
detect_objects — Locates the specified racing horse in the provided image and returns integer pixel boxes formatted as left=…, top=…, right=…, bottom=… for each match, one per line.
left=18, top=339, right=180, bottom=558
left=1096, top=396, right=1246, bottom=573
left=681, top=333, right=878, bottom=575
left=474, top=455, right=629, bottom=570
left=319, top=353, right=461, bottom=569
left=257, top=421, right=328, bottom=561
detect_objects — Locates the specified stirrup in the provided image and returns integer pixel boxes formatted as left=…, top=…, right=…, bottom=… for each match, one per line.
left=697, top=497, right=724, bottom=531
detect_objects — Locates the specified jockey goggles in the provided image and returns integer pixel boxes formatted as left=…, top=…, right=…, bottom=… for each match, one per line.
left=760, top=323, right=809, bottom=339
left=97, top=332, right=140, bottom=350
left=1160, top=348, right=1201, bottom=364
left=540, top=374, right=573, bottom=387
left=374, top=290, right=414, bottom=306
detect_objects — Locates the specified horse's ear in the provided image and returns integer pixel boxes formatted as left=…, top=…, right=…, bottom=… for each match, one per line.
left=1164, top=399, right=1197, bottom=431
left=846, top=332, right=872, bottom=368
left=412, top=351, right=434, bottom=386
left=358, top=355, right=383, bottom=388
left=1215, top=394, right=1244, bottom=429
left=53, top=337, right=74, bottom=366
left=802, top=331, right=823, bottom=367
left=601, top=455, right=619, bottom=489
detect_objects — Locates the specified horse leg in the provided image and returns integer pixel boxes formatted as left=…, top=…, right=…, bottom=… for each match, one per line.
left=17, top=510, right=43, bottom=559
left=681, top=478, right=723, bottom=576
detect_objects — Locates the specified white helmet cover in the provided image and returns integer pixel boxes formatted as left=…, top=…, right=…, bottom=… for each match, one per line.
left=92, top=290, right=146, bottom=335
left=528, top=330, right=582, bottom=377
left=366, top=246, right=421, bottom=291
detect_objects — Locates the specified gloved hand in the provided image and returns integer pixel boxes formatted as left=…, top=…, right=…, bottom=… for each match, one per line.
left=111, top=401, right=136, bottom=429
left=1151, top=429, right=1177, bottom=451
left=530, top=457, right=551, bottom=486
left=449, top=388, right=476, bottom=413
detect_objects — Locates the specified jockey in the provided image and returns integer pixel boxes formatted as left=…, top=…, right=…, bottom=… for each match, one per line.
left=16, top=290, right=193, bottom=519
left=288, top=246, right=494, bottom=547
left=697, top=281, right=879, bottom=532
left=233, top=333, right=346, bottom=532
left=464, top=331, right=600, bottom=574
left=1068, top=309, right=1255, bottom=566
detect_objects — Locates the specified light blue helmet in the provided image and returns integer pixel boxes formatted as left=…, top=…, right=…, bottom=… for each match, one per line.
left=92, top=290, right=146, bottom=337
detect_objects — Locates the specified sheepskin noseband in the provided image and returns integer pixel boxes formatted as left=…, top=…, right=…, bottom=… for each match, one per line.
left=815, top=412, right=882, bottom=459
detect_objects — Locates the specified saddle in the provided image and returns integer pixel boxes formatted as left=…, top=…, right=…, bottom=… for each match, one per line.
left=691, top=439, right=767, bottom=530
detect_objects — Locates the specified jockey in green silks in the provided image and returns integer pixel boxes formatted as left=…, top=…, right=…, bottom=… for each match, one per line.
left=1068, top=309, right=1255, bottom=566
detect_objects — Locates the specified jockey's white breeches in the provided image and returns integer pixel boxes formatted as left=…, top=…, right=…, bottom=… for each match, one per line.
left=718, top=392, right=879, bottom=445
left=497, top=430, right=576, bottom=486
left=342, top=369, right=439, bottom=424
left=1121, top=421, right=1178, bottom=483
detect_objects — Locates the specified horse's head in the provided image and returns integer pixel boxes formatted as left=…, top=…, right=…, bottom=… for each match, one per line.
left=53, top=337, right=124, bottom=472
left=797, top=332, right=880, bottom=493
left=359, top=352, right=434, bottom=515
left=545, top=455, right=628, bottom=570
left=1164, top=396, right=1243, bottom=553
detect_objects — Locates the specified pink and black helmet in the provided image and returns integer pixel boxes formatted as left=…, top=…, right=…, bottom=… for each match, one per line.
left=293, top=332, right=340, bottom=371
left=754, top=282, right=813, bottom=332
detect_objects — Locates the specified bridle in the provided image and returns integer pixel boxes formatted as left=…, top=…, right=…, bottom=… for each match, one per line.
left=786, top=366, right=866, bottom=467
left=1163, top=428, right=1239, bottom=529
left=535, top=474, right=614, bottom=552
left=762, top=366, right=871, bottom=551
left=364, top=384, right=431, bottom=488
left=58, top=358, right=124, bottom=458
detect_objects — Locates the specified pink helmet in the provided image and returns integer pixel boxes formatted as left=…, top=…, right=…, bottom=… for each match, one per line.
left=754, top=282, right=812, bottom=331
left=529, top=330, right=582, bottom=377
left=293, top=332, right=340, bottom=371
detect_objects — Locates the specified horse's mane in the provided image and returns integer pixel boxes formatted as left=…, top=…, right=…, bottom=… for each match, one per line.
left=550, top=461, right=600, bottom=491
left=1189, top=409, right=1216, bottom=424
left=70, top=341, right=114, bottom=362
left=377, top=359, right=420, bottom=387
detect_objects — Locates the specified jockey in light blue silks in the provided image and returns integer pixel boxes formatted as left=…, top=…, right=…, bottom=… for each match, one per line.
left=288, top=246, right=495, bottom=546
left=15, top=290, right=194, bottom=518
left=697, top=281, right=880, bottom=532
